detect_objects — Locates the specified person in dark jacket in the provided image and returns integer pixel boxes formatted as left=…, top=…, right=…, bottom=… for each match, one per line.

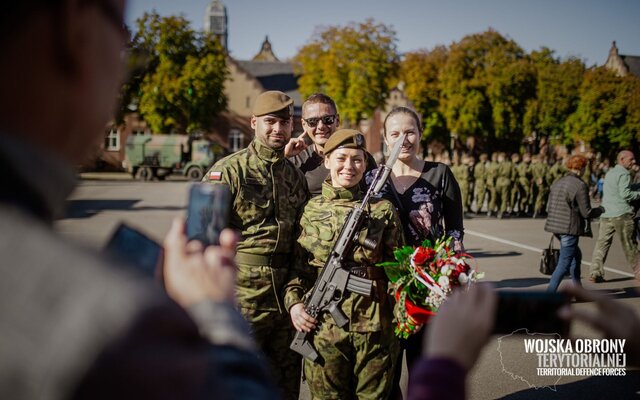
left=544, top=155, right=603, bottom=292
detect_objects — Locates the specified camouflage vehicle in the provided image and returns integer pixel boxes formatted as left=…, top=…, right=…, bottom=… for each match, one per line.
left=124, top=134, right=224, bottom=181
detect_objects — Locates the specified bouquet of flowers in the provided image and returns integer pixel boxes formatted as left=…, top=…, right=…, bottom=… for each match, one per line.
left=378, top=236, right=483, bottom=338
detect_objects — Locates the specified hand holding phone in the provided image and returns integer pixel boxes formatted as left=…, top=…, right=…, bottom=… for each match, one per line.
left=104, top=223, right=163, bottom=281
left=185, top=183, right=231, bottom=247
left=493, top=291, right=570, bottom=336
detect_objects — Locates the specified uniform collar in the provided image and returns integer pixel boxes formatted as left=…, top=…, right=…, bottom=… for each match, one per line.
left=321, top=180, right=363, bottom=200
left=251, top=139, right=284, bottom=162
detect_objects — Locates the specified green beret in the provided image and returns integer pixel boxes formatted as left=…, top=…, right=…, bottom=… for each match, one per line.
left=252, top=91, right=293, bottom=118
left=323, top=129, right=366, bottom=154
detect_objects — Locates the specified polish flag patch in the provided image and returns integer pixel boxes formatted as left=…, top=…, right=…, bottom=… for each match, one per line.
left=209, top=171, right=222, bottom=181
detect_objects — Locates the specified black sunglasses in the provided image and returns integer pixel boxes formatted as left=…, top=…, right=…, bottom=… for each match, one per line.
left=303, top=115, right=336, bottom=128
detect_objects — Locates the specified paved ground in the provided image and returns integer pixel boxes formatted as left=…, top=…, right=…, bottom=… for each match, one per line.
left=58, top=177, right=640, bottom=400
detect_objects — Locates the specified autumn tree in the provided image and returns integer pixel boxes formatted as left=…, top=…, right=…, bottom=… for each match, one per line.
left=120, top=12, right=228, bottom=134
left=400, top=47, right=448, bottom=145
left=523, top=48, right=585, bottom=144
left=440, top=29, right=535, bottom=150
left=566, top=68, right=640, bottom=156
left=294, top=19, right=399, bottom=125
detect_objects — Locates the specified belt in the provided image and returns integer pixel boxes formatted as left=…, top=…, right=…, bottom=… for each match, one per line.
left=235, top=252, right=289, bottom=268
left=349, top=266, right=388, bottom=281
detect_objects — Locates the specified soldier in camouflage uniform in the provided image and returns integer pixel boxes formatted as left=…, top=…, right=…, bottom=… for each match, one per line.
left=547, top=156, right=567, bottom=185
left=496, top=152, right=515, bottom=218
left=204, top=91, right=308, bottom=400
left=486, top=153, right=500, bottom=217
left=284, top=130, right=402, bottom=400
left=473, top=153, right=489, bottom=214
left=512, top=153, right=533, bottom=216
left=452, top=156, right=470, bottom=213
left=465, top=155, right=476, bottom=212
left=530, top=154, right=550, bottom=218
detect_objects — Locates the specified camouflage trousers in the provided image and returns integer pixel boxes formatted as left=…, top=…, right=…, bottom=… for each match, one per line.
left=589, top=213, right=639, bottom=279
left=511, top=178, right=531, bottom=213
left=532, top=185, right=548, bottom=213
left=304, top=326, right=399, bottom=400
left=459, top=183, right=470, bottom=212
left=495, top=183, right=511, bottom=213
left=474, top=182, right=487, bottom=212
left=239, top=307, right=301, bottom=400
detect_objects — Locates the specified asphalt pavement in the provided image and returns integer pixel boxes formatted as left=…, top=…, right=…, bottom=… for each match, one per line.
left=57, top=177, right=640, bottom=399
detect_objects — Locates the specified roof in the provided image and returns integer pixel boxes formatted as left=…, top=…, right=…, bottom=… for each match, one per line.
left=236, top=60, right=301, bottom=109
left=621, top=55, right=640, bottom=78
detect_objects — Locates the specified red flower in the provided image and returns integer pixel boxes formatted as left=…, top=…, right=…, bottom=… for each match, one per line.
left=413, top=247, right=436, bottom=266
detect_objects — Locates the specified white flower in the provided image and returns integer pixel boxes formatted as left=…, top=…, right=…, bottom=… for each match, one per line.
left=438, top=276, right=450, bottom=288
left=441, top=265, right=452, bottom=275
left=458, top=272, right=469, bottom=284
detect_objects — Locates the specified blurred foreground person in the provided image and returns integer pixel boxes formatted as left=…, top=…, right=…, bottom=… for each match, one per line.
left=0, top=1, right=277, bottom=399
left=407, top=285, right=496, bottom=400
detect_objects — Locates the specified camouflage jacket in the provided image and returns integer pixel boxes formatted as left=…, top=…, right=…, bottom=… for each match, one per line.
left=531, top=162, right=549, bottom=186
left=516, top=162, right=532, bottom=181
left=486, top=161, right=500, bottom=186
left=284, top=182, right=403, bottom=332
left=474, top=162, right=487, bottom=183
left=497, top=161, right=515, bottom=185
left=204, top=139, right=309, bottom=310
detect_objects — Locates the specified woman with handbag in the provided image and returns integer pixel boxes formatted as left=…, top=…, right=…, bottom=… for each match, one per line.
left=545, top=155, right=603, bottom=292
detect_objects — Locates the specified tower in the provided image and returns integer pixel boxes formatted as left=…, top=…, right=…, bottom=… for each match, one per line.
left=204, top=0, right=228, bottom=49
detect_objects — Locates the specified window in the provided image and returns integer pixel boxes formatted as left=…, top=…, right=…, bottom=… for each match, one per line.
left=229, top=129, right=243, bottom=152
left=105, top=128, right=119, bottom=151
left=132, top=129, right=145, bottom=136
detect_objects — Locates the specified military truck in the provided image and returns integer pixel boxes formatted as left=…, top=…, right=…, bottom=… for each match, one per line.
left=124, top=134, right=223, bottom=181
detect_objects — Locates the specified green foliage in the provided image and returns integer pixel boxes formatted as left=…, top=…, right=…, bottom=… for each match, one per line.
left=566, top=67, right=640, bottom=156
left=400, top=47, right=449, bottom=145
left=524, top=49, right=585, bottom=143
left=439, top=29, right=535, bottom=150
left=294, top=19, right=399, bottom=125
left=121, top=12, right=228, bottom=134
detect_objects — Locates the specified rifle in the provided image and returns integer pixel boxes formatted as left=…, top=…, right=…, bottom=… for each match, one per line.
left=290, top=134, right=406, bottom=362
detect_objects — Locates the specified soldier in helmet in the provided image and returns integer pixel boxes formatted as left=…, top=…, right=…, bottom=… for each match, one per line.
left=204, top=90, right=308, bottom=400
left=285, top=129, right=402, bottom=399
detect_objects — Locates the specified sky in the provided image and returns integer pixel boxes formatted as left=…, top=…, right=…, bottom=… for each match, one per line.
left=125, top=0, right=640, bottom=67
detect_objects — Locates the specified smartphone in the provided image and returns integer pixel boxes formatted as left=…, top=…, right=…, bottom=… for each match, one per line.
left=493, top=291, right=570, bottom=336
left=185, top=183, right=231, bottom=247
left=104, top=223, right=163, bottom=280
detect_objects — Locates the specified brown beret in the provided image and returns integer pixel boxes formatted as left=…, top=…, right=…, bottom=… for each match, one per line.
left=252, top=91, right=293, bottom=118
left=323, top=129, right=366, bottom=154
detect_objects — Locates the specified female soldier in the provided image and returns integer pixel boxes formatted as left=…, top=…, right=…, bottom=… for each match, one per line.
left=284, top=129, right=403, bottom=399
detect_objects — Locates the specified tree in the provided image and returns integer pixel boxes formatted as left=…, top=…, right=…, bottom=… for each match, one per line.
left=439, top=29, right=535, bottom=150
left=400, top=47, right=448, bottom=145
left=524, top=48, right=585, bottom=144
left=566, top=68, right=640, bottom=157
left=120, top=12, right=228, bottom=134
left=294, top=19, right=399, bottom=125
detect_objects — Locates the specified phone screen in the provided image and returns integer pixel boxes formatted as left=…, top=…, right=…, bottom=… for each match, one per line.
left=185, top=183, right=230, bottom=247
left=104, top=223, right=163, bottom=279
left=493, top=291, right=570, bottom=336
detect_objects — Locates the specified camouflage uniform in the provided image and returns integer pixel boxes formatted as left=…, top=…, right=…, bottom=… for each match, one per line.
left=530, top=157, right=549, bottom=216
left=452, top=162, right=470, bottom=213
left=547, top=160, right=566, bottom=185
left=284, top=183, right=402, bottom=400
left=473, top=158, right=487, bottom=213
left=512, top=159, right=532, bottom=214
left=496, top=156, right=515, bottom=215
left=486, top=156, right=500, bottom=215
left=204, top=138, right=308, bottom=400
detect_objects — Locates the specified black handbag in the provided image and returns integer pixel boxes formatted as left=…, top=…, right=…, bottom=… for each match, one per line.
left=539, top=235, right=560, bottom=275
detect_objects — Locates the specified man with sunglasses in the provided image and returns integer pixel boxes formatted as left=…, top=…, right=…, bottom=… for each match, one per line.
left=0, top=1, right=278, bottom=398
left=287, top=93, right=377, bottom=196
